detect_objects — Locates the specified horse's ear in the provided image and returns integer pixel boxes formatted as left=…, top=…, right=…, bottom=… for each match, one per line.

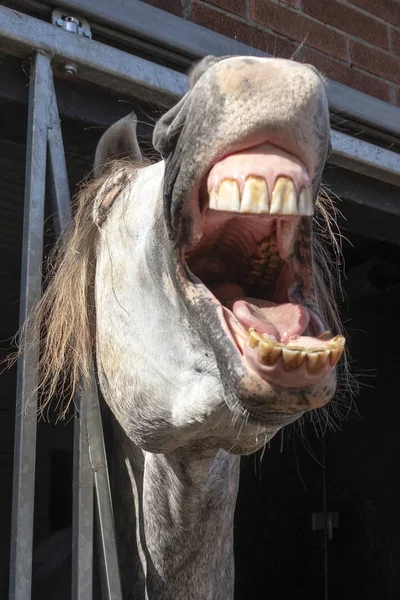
left=94, top=112, right=143, bottom=177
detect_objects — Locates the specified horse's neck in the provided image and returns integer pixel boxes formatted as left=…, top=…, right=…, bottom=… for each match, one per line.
left=109, top=418, right=240, bottom=600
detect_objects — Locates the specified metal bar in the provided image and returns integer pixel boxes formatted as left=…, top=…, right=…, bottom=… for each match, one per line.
left=71, top=396, right=94, bottom=600
left=9, top=51, right=51, bottom=600
left=47, top=76, right=95, bottom=600
left=12, top=0, right=400, bottom=139
left=326, top=81, right=400, bottom=139
left=7, top=0, right=264, bottom=61
left=47, top=85, right=72, bottom=234
left=330, top=130, right=400, bottom=188
left=0, top=5, right=187, bottom=105
left=86, top=379, right=123, bottom=600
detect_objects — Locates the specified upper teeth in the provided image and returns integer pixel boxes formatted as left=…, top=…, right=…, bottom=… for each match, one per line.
left=209, top=176, right=313, bottom=216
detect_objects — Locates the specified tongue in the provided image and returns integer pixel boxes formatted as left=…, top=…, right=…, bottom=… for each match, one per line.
left=229, top=298, right=310, bottom=343
left=208, top=283, right=310, bottom=343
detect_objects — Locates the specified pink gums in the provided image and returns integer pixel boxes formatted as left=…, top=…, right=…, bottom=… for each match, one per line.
left=207, top=142, right=310, bottom=194
left=243, top=344, right=332, bottom=388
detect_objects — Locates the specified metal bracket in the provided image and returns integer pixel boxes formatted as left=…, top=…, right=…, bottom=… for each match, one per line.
left=312, top=512, right=339, bottom=541
left=52, top=9, right=92, bottom=38
left=51, top=9, right=92, bottom=75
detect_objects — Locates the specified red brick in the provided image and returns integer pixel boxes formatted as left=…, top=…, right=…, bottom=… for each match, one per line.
left=203, top=0, right=247, bottom=17
left=298, top=46, right=391, bottom=103
left=140, top=0, right=182, bottom=16
left=191, top=2, right=297, bottom=57
left=249, top=0, right=348, bottom=61
left=392, top=27, right=400, bottom=55
left=302, top=0, right=389, bottom=49
left=348, top=0, right=400, bottom=28
left=351, top=40, right=400, bottom=84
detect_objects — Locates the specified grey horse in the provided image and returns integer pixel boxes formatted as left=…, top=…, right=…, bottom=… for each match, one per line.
left=32, top=56, right=347, bottom=599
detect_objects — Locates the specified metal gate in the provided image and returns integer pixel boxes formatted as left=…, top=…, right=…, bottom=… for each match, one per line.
left=0, top=5, right=184, bottom=599
left=1, top=3, right=400, bottom=599
left=9, top=44, right=122, bottom=600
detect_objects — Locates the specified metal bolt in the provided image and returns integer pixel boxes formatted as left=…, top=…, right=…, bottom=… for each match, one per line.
left=64, top=63, right=77, bottom=76
left=83, top=30, right=91, bottom=38
left=56, top=18, right=64, bottom=27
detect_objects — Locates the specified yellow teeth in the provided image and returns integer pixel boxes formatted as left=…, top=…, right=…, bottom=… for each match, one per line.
left=298, top=186, right=313, bottom=216
left=240, top=177, right=269, bottom=213
left=248, top=329, right=262, bottom=348
left=327, top=335, right=346, bottom=367
left=328, top=335, right=346, bottom=345
left=317, top=330, right=332, bottom=340
left=281, top=346, right=307, bottom=371
left=209, top=177, right=313, bottom=216
left=248, top=329, right=345, bottom=374
left=259, top=339, right=282, bottom=366
left=246, top=233, right=282, bottom=288
left=270, top=177, right=297, bottom=215
left=329, top=346, right=344, bottom=367
left=215, top=179, right=240, bottom=211
left=307, top=348, right=331, bottom=375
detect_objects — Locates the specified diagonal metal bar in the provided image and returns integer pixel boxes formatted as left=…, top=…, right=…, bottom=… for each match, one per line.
left=87, top=383, right=123, bottom=600
left=9, top=51, right=51, bottom=600
left=47, top=86, right=72, bottom=235
left=47, top=77, right=95, bottom=600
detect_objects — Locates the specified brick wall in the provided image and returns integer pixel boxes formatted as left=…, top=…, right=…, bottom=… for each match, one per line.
left=142, top=0, right=400, bottom=106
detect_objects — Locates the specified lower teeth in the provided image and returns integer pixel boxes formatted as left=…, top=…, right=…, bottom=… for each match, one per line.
left=248, top=328, right=345, bottom=373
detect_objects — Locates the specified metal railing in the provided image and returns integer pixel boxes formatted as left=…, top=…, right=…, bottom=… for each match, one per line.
left=0, top=5, right=399, bottom=187
left=1, top=4, right=400, bottom=600
left=8, top=51, right=122, bottom=600
left=7, top=0, right=400, bottom=139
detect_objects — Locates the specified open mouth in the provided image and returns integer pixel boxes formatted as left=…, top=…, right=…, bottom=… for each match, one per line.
left=183, top=142, right=345, bottom=390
